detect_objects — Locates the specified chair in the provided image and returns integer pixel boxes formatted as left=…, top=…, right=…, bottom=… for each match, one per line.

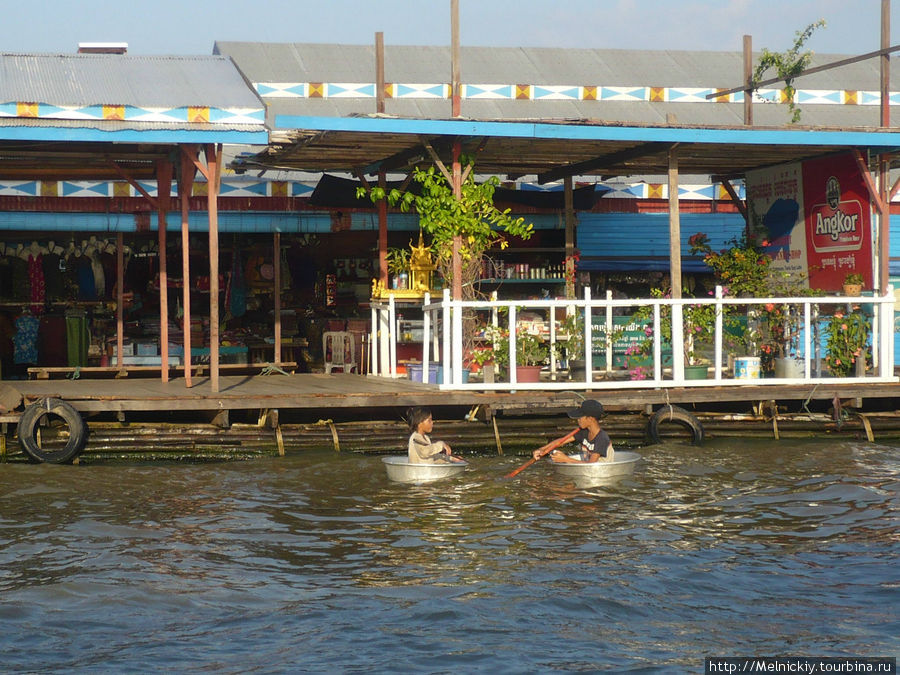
left=322, top=331, right=357, bottom=374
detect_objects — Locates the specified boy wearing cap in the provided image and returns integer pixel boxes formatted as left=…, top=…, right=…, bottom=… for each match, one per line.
left=535, top=399, right=614, bottom=463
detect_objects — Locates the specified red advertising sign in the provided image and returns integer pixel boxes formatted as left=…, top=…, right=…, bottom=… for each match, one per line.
left=746, top=152, right=873, bottom=292
left=802, top=153, right=872, bottom=291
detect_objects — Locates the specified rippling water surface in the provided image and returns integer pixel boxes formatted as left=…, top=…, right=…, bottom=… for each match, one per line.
left=0, top=438, right=897, bottom=672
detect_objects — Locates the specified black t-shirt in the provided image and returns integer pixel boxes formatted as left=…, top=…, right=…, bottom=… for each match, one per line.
left=573, top=428, right=611, bottom=461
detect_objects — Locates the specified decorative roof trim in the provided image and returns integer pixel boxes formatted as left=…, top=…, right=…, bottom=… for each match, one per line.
left=255, top=82, right=897, bottom=106
left=0, top=102, right=265, bottom=125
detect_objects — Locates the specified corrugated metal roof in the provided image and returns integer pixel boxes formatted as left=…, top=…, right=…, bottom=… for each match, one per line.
left=0, top=53, right=263, bottom=110
left=215, top=41, right=889, bottom=89
left=215, top=42, right=895, bottom=129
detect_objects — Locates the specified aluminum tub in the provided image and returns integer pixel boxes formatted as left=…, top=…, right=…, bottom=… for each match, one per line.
left=382, top=455, right=468, bottom=483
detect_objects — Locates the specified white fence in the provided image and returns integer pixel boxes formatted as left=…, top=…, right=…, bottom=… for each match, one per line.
left=369, top=286, right=897, bottom=390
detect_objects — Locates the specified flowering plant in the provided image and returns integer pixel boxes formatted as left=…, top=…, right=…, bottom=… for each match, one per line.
left=688, top=232, right=771, bottom=297
left=629, top=287, right=718, bottom=369
left=824, top=309, right=870, bottom=377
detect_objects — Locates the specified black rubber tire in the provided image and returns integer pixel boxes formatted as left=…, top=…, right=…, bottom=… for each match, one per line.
left=647, top=405, right=704, bottom=446
left=17, top=398, right=87, bottom=463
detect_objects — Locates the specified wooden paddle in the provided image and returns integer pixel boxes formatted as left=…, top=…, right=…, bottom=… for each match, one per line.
left=502, top=428, right=579, bottom=479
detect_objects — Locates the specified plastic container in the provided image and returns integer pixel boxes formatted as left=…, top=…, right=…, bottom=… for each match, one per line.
left=734, top=356, right=761, bottom=379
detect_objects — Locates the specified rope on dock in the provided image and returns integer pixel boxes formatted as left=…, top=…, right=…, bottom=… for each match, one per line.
left=315, top=418, right=340, bottom=452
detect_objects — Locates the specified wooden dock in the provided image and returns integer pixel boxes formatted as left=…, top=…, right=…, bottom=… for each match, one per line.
left=5, top=371, right=900, bottom=416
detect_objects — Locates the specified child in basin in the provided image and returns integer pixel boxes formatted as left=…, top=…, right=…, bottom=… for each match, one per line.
left=406, top=407, right=464, bottom=464
left=533, top=399, right=614, bottom=464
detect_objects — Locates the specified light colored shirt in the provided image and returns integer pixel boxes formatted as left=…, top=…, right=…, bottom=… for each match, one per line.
left=408, top=431, right=448, bottom=464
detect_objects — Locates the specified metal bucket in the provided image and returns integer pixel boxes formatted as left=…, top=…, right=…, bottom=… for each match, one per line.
left=551, top=451, right=641, bottom=480
left=381, top=455, right=468, bottom=483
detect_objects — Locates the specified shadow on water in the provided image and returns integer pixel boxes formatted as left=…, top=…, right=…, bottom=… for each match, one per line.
left=0, top=437, right=897, bottom=671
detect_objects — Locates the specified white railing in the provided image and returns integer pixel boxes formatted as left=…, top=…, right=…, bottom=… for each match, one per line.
left=369, top=286, right=897, bottom=390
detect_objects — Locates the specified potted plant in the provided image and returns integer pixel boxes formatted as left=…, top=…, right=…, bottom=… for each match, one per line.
left=467, top=342, right=496, bottom=383
left=842, top=272, right=864, bottom=297
left=490, top=326, right=549, bottom=383
left=824, top=308, right=870, bottom=377
left=554, top=313, right=586, bottom=374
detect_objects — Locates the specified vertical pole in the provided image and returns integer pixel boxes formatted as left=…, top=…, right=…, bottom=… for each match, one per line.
left=451, top=141, right=462, bottom=301
left=880, top=157, right=890, bottom=292
left=156, top=159, right=172, bottom=381
left=180, top=147, right=195, bottom=387
left=274, top=231, right=282, bottom=365
left=743, top=35, right=753, bottom=126
left=378, top=171, right=388, bottom=285
left=881, top=0, right=890, bottom=128
left=375, top=32, right=385, bottom=115
left=450, top=0, right=461, bottom=118
left=668, top=146, right=684, bottom=381
left=205, top=144, right=221, bottom=393
left=116, top=231, right=124, bottom=377
left=564, top=175, right=575, bottom=299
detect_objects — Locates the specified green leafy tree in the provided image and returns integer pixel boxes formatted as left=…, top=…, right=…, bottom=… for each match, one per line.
left=752, top=19, right=827, bottom=123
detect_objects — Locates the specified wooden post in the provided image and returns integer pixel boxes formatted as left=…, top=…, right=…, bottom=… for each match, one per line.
left=179, top=146, right=196, bottom=388
left=668, top=146, right=684, bottom=381
left=116, top=231, right=124, bottom=377
left=564, top=175, right=575, bottom=299
left=451, top=0, right=461, bottom=118
left=378, top=171, right=388, bottom=285
left=205, top=144, right=221, bottom=394
left=743, top=35, right=753, bottom=126
left=156, top=159, right=172, bottom=382
left=375, top=32, right=385, bottom=115
left=274, top=231, right=282, bottom=365
left=451, top=140, right=462, bottom=301
left=881, top=0, right=890, bottom=128
left=668, top=146, right=682, bottom=299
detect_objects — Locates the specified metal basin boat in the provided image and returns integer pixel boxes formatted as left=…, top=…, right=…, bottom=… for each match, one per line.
left=381, top=455, right=469, bottom=483
left=551, top=451, right=641, bottom=481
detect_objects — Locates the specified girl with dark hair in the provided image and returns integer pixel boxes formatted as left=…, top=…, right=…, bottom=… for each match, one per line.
left=406, top=407, right=464, bottom=464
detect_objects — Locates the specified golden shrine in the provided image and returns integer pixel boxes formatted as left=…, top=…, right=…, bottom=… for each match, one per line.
left=371, top=231, right=438, bottom=300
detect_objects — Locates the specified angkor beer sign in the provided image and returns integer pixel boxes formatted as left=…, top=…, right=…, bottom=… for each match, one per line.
left=746, top=152, right=873, bottom=291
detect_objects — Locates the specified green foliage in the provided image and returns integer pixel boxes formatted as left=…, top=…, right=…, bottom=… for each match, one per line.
left=487, top=325, right=549, bottom=367
left=843, top=272, right=864, bottom=286
left=357, top=163, right=534, bottom=294
left=751, top=19, right=826, bottom=123
left=385, top=247, right=411, bottom=275
left=824, top=309, right=870, bottom=377
left=689, top=231, right=772, bottom=297
left=630, top=288, right=719, bottom=366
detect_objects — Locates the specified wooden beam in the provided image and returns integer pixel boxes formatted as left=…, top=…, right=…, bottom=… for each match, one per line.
left=421, top=137, right=453, bottom=184
left=179, top=145, right=197, bottom=388
left=709, top=43, right=900, bottom=99
left=720, top=179, right=748, bottom=223
left=882, top=0, right=891, bottom=127
left=375, top=31, right=385, bottom=115
left=116, top=232, right=125, bottom=378
left=105, top=157, right=158, bottom=210
left=274, top=232, right=282, bottom=365
left=852, top=149, right=887, bottom=214
left=451, top=0, right=460, bottom=118
left=156, top=159, right=172, bottom=383
left=537, top=142, right=673, bottom=184
left=743, top=35, right=753, bottom=126
left=564, top=176, right=575, bottom=300
left=205, top=144, right=222, bottom=394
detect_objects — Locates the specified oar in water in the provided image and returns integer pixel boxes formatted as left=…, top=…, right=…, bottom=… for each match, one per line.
left=502, top=428, right=579, bottom=479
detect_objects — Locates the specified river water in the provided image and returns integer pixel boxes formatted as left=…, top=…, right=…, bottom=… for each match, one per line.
left=0, top=437, right=897, bottom=673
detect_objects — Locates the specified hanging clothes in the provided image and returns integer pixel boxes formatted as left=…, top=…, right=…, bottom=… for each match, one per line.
left=13, top=313, right=40, bottom=364
left=28, top=253, right=45, bottom=314
left=91, top=254, right=106, bottom=301
left=76, top=255, right=96, bottom=300
left=65, top=310, right=90, bottom=367
left=228, top=247, right=247, bottom=318
left=42, top=250, right=64, bottom=299
left=9, top=255, right=28, bottom=301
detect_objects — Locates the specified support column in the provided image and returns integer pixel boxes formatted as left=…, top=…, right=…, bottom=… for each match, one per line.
left=156, top=159, right=172, bottom=382
left=274, top=231, right=282, bottom=365
left=205, top=144, right=222, bottom=394
left=668, top=146, right=684, bottom=381
left=179, top=146, right=197, bottom=388
left=743, top=35, right=753, bottom=126
left=564, top=175, right=575, bottom=299
left=116, top=231, right=124, bottom=378
left=378, top=171, right=388, bottom=285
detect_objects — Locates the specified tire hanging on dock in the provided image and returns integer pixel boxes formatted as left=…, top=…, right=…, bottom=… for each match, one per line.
left=647, top=405, right=704, bottom=446
left=17, top=398, right=87, bottom=463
